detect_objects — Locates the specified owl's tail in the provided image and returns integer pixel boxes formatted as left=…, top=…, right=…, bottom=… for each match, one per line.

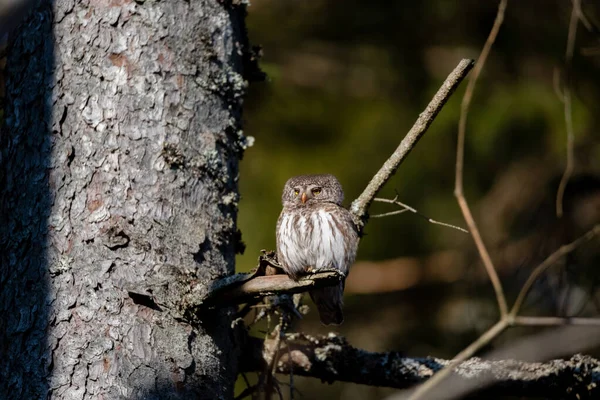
left=309, top=281, right=345, bottom=325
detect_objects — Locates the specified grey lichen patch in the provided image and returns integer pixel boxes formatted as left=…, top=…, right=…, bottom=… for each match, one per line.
left=202, top=65, right=248, bottom=105
left=48, top=255, right=74, bottom=277
left=221, top=191, right=239, bottom=206
left=222, top=67, right=248, bottom=100
left=315, top=341, right=343, bottom=362
left=279, top=350, right=311, bottom=372
left=228, top=128, right=255, bottom=160
left=187, top=148, right=225, bottom=178
left=237, top=131, right=255, bottom=150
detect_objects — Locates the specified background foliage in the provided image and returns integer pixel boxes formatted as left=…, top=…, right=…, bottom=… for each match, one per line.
left=236, top=1, right=600, bottom=398
left=1, top=1, right=598, bottom=399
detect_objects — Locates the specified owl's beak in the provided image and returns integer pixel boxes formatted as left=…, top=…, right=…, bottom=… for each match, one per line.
left=301, top=192, right=308, bottom=204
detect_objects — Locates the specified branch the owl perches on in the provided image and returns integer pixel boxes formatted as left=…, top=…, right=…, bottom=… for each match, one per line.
left=198, top=59, right=474, bottom=309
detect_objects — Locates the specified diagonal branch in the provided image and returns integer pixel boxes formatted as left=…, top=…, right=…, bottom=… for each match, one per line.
left=510, top=224, right=600, bottom=317
left=350, top=58, right=474, bottom=229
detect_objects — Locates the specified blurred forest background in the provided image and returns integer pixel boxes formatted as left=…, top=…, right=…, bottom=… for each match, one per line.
left=0, top=1, right=598, bottom=399
left=237, top=0, right=600, bottom=398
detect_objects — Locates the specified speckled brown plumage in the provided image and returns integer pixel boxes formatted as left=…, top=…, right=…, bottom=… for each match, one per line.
left=276, top=174, right=359, bottom=325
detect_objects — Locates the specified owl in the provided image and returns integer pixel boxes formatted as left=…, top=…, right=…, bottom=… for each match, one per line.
left=276, top=174, right=359, bottom=325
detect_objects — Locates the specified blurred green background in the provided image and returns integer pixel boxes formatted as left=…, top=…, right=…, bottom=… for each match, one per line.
left=236, top=1, right=600, bottom=398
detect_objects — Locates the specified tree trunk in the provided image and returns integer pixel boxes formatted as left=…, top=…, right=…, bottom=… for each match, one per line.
left=1, top=1, right=253, bottom=398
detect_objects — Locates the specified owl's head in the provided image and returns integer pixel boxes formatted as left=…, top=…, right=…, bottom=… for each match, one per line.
left=282, top=174, right=344, bottom=207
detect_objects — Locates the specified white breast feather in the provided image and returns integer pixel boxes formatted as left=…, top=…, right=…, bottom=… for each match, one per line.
left=278, top=209, right=349, bottom=277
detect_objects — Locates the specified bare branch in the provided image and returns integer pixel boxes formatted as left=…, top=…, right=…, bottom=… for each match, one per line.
left=556, top=0, right=580, bottom=217
left=403, top=223, right=599, bottom=400
left=242, top=333, right=600, bottom=399
left=514, top=316, right=600, bottom=326
left=408, top=319, right=509, bottom=400
left=372, top=197, right=468, bottom=233
left=552, top=67, right=565, bottom=102
left=350, top=59, right=474, bottom=229
left=454, top=0, right=509, bottom=318
left=202, top=270, right=344, bottom=307
left=370, top=208, right=410, bottom=219
left=510, top=224, right=600, bottom=317
left=395, top=324, right=600, bottom=400
left=405, top=2, right=508, bottom=399
left=573, top=0, right=594, bottom=32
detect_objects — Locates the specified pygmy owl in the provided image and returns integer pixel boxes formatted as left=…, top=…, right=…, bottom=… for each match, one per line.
left=276, top=174, right=359, bottom=325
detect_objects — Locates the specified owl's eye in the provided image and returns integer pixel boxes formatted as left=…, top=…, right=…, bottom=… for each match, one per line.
left=294, top=190, right=299, bottom=196
left=312, top=188, right=322, bottom=195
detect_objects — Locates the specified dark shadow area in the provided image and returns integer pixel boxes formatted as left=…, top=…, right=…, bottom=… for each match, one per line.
left=0, top=0, right=54, bottom=398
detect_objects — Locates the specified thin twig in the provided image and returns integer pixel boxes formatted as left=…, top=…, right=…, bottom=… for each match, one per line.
left=265, top=320, right=284, bottom=400
left=407, top=225, right=599, bottom=400
left=510, top=225, right=600, bottom=317
left=350, top=59, right=474, bottom=228
left=286, top=338, right=295, bottom=400
left=556, top=0, right=580, bottom=217
left=454, top=0, right=509, bottom=318
left=234, top=384, right=258, bottom=400
left=552, top=67, right=565, bottom=102
left=514, top=316, right=600, bottom=326
left=370, top=208, right=410, bottom=219
left=406, top=221, right=599, bottom=400
left=235, top=373, right=255, bottom=400
left=573, top=0, right=593, bottom=31
left=406, top=3, right=509, bottom=400
left=372, top=197, right=469, bottom=233
left=407, top=319, right=509, bottom=400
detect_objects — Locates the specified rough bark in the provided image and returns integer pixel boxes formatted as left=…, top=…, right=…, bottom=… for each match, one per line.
left=1, top=0, right=254, bottom=398
left=243, top=334, right=600, bottom=399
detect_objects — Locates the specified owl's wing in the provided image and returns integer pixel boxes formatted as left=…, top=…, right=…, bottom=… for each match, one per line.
left=319, top=204, right=360, bottom=275
left=275, top=209, right=285, bottom=262
left=338, top=207, right=360, bottom=272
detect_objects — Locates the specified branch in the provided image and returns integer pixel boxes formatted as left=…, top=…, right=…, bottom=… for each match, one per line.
left=406, top=1, right=508, bottom=398
left=556, top=0, right=580, bottom=217
left=453, top=0, right=509, bottom=319
left=510, top=224, right=600, bottom=317
left=203, top=270, right=344, bottom=307
left=372, top=197, right=468, bottom=233
left=393, top=323, right=600, bottom=400
left=350, top=58, right=474, bottom=229
left=403, top=223, right=600, bottom=400
left=242, top=334, right=600, bottom=399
